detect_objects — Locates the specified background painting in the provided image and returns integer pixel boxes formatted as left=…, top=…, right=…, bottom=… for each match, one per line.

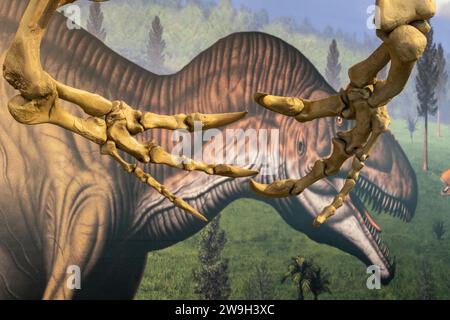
left=70, top=0, right=450, bottom=299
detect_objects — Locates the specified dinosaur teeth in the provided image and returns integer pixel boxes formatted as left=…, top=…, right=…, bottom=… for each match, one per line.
left=355, top=176, right=413, bottom=222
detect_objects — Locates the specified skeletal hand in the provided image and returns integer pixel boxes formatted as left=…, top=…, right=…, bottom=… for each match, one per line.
left=250, top=0, right=436, bottom=227
left=2, top=0, right=258, bottom=222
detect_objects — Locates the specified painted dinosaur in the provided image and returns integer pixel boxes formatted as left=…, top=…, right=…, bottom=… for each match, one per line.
left=0, top=0, right=417, bottom=299
left=441, top=169, right=450, bottom=196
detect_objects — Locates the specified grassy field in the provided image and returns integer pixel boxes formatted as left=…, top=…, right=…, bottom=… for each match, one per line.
left=136, top=120, right=450, bottom=300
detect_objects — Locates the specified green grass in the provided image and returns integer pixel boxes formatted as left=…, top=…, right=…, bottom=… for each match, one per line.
left=136, top=120, right=450, bottom=300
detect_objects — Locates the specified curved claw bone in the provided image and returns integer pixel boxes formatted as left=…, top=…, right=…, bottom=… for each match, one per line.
left=140, top=111, right=248, bottom=132
left=254, top=93, right=304, bottom=117
left=254, top=92, right=347, bottom=122
left=134, top=167, right=208, bottom=222
left=249, top=179, right=296, bottom=198
left=100, top=140, right=208, bottom=222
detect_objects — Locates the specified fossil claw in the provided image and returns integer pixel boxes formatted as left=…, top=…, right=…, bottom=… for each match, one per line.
left=254, top=92, right=304, bottom=117
left=188, top=111, right=248, bottom=130
left=249, top=179, right=296, bottom=198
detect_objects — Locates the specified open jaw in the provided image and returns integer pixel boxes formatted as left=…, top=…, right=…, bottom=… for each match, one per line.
left=294, top=163, right=415, bottom=283
left=347, top=173, right=416, bottom=282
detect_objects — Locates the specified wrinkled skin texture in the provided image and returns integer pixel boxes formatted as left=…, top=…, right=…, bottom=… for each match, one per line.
left=0, top=1, right=417, bottom=299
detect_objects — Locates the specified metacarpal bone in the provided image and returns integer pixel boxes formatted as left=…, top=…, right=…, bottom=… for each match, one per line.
left=8, top=95, right=107, bottom=144
left=348, top=44, right=390, bottom=88
left=148, top=143, right=258, bottom=178
left=368, top=25, right=426, bottom=108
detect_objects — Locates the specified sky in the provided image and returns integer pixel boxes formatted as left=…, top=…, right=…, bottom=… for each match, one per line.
left=231, top=0, right=450, bottom=51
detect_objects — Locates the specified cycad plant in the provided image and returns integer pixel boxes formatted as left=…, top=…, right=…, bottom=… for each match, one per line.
left=281, top=256, right=314, bottom=300
left=309, top=266, right=331, bottom=300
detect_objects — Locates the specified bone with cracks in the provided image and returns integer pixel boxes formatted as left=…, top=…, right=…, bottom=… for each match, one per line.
left=251, top=0, right=436, bottom=227
left=2, top=0, right=258, bottom=222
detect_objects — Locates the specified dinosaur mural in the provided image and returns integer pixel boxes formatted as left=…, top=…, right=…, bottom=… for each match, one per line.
left=0, top=0, right=417, bottom=299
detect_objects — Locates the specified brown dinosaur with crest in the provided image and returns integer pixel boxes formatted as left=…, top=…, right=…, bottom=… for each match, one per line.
left=0, top=0, right=417, bottom=299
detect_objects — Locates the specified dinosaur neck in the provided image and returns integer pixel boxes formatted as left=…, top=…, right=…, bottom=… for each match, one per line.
left=134, top=170, right=258, bottom=252
left=132, top=114, right=288, bottom=251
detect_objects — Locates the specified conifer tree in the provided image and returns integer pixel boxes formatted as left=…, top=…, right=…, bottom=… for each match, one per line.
left=325, top=39, right=342, bottom=90
left=147, top=16, right=166, bottom=74
left=193, top=215, right=230, bottom=300
left=416, top=28, right=438, bottom=172
left=87, top=1, right=106, bottom=42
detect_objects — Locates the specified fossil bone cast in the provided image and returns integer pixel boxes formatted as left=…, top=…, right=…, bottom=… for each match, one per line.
left=2, top=0, right=257, bottom=222
left=251, top=0, right=436, bottom=227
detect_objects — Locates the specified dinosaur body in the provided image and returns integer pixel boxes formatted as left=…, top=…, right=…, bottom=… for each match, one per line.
left=0, top=0, right=417, bottom=299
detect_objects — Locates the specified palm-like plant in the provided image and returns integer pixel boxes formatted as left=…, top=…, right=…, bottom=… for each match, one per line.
left=309, top=267, right=331, bottom=300
left=432, top=219, right=446, bottom=240
left=281, top=256, right=314, bottom=300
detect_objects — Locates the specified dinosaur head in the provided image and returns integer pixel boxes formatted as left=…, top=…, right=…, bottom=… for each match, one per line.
left=269, top=90, right=417, bottom=284
left=441, top=169, right=450, bottom=196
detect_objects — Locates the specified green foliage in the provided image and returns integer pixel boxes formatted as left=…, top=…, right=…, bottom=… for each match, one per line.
left=432, top=219, right=446, bottom=240
left=416, top=29, right=439, bottom=119
left=192, top=215, right=230, bottom=300
left=309, top=266, right=331, bottom=300
left=281, top=256, right=315, bottom=300
left=243, top=262, right=275, bottom=300
left=416, top=28, right=440, bottom=171
left=419, top=260, right=436, bottom=300
left=281, top=256, right=331, bottom=300
left=436, top=44, right=448, bottom=104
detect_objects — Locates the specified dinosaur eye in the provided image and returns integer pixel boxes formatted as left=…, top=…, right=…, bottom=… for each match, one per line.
left=335, top=117, right=344, bottom=127
left=297, top=141, right=306, bottom=156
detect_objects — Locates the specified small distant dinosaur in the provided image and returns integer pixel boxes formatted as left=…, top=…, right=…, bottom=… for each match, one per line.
left=441, top=169, right=450, bottom=196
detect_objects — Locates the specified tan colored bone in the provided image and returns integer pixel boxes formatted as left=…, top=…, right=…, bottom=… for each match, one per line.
left=254, top=92, right=347, bottom=122
left=348, top=44, right=390, bottom=88
left=141, top=111, right=247, bottom=131
left=148, top=143, right=258, bottom=177
left=376, top=0, right=436, bottom=32
left=369, top=25, right=427, bottom=108
left=3, top=0, right=257, bottom=223
left=100, top=141, right=208, bottom=222
left=8, top=94, right=108, bottom=144
left=313, top=105, right=390, bottom=227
